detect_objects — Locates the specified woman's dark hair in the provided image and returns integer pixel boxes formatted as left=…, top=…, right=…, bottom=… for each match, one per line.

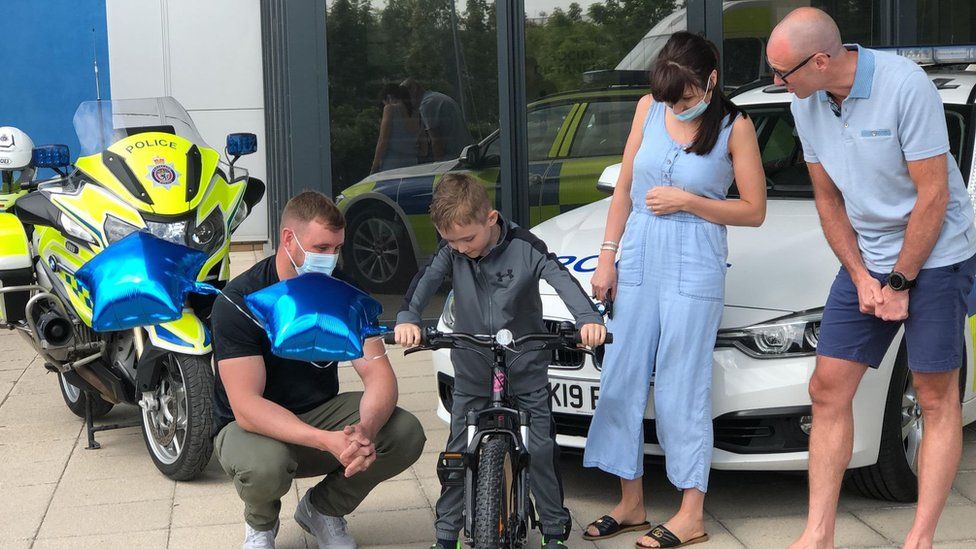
left=380, top=83, right=414, bottom=117
left=649, top=31, right=745, bottom=155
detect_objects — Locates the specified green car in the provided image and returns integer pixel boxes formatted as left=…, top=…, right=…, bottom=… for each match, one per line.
left=336, top=86, right=643, bottom=292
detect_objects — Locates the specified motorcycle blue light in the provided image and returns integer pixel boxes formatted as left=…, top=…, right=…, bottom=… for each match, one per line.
left=244, top=273, right=386, bottom=362
left=31, top=145, right=71, bottom=169
left=226, top=133, right=257, bottom=157
left=75, top=231, right=218, bottom=332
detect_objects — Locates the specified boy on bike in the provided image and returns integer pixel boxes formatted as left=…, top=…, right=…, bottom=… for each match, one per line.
left=395, top=173, right=606, bottom=549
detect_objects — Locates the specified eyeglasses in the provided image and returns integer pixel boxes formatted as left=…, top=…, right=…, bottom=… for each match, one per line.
left=770, top=52, right=829, bottom=84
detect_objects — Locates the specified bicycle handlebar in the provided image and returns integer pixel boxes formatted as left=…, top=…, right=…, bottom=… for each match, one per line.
left=383, top=326, right=613, bottom=354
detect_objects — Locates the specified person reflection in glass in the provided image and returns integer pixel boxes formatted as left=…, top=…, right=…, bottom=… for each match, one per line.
left=370, top=83, right=422, bottom=174
left=402, top=78, right=473, bottom=162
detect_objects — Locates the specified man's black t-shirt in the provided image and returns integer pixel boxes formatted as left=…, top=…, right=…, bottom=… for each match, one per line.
left=211, top=256, right=340, bottom=435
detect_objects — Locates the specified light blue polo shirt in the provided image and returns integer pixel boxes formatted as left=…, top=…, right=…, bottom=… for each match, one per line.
left=792, top=44, right=976, bottom=272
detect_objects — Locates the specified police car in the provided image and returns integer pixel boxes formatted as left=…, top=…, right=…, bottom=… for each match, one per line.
left=335, top=87, right=643, bottom=292
left=432, top=45, right=976, bottom=501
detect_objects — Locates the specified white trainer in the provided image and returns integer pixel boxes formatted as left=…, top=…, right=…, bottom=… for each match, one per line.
left=243, top=520, right=279, bottom=549
left=294, top=491, right=358, bottom=549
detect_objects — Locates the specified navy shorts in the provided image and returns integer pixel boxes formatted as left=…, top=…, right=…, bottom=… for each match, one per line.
left=817, top=254, right=976, bottom=372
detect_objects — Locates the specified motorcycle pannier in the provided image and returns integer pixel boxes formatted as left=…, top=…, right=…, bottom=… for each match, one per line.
left=0, top=212, right=33, bottom=324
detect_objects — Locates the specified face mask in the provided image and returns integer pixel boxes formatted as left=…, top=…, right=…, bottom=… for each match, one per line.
left=673, top=76, right=713, bottom=122
left=285, top=232, right=338, bottom=276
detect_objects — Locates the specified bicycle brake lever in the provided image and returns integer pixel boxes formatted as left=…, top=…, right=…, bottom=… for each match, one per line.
left=403, top=345, right=434, bottom=356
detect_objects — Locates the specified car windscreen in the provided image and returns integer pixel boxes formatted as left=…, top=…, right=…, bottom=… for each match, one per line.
left=729, top=103, right=970, bottom=199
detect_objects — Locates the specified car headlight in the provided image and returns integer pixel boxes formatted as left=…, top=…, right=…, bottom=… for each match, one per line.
left=60, top=213, right=96, bottom=244
left=190, top=208, right=226, bottom=254
left=146, top=220, right=188, bottom=245
left=716, top=310, right=822, bottom=358
left=441, top=291, right=456, bottom=329
left=103, top=215, right=142, bottom=244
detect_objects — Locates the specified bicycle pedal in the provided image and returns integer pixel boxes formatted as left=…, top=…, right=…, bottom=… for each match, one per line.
left=436, top=451, right=468, bottom=486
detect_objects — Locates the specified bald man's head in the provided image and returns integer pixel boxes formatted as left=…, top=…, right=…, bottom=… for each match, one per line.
left=768, top=8, right=844, bottom=62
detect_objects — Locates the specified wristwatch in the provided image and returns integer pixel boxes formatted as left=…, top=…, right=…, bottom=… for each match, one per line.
left=887, top=271, right=917, bottom=292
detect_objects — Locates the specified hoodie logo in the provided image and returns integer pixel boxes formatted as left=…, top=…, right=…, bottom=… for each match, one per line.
left=496, top=269, right=514, bottom=283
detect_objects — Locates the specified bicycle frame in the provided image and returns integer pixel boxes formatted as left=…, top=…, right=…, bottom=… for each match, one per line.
left=460, top=341, right=532, bottom=544
left=403, top=326, right=610, bottom=547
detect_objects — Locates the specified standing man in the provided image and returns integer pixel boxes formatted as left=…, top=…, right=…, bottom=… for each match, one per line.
left=767, top=8, right=976, bottom=549
left=212, top=191, right=426, bottom=549
left=402, top=78, right=473, bottom=162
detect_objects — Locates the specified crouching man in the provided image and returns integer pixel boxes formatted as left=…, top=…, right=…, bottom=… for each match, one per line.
left=211, top=191, right=426, bottom=548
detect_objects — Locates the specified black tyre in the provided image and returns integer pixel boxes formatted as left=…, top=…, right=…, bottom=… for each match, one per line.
left=139, top=353, right=214, bottom=481
left=846, top=346, right=920, bottom=502
left=58, top=372, right=114, bottom=419
left=473, top=436, right=518, bottom=549
left=343, top=205, right=416, bottom=293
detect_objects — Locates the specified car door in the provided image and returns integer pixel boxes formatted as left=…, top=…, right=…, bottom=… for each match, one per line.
left=523, top=102, right=577, bottom=226
left=540, top=96, right=638, bottom=226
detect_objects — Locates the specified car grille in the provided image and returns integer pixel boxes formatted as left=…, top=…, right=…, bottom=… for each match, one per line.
left=544, top=319, right=586, bottom=369
left=553, top=413, right=660, bottom=444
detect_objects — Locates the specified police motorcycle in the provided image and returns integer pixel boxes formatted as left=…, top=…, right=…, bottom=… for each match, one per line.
left=0, top=98, right=265, bottom=480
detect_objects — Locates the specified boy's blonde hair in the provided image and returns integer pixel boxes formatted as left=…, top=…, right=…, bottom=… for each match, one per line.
left=430, top=173, right=492, bottom=229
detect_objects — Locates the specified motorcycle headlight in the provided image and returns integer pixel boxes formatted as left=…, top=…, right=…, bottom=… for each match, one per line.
left=104, top=215, right=141, bottom=244
left=146, top=220, right=188, bottom=245
left=190, top=208, right=225, bottom=254
left=441, top=291, right=456, bottom=329
left=230, top=203, right=248, bottom=231
left=716, top=310, right=822, bottom=358
left=60, top=213, right=96, bottom=244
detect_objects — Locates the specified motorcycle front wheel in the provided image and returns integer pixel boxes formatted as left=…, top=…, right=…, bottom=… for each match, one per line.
left=139, top=353, right=214, bottom=480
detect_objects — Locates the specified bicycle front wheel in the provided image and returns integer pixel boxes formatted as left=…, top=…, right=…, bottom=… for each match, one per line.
left=473, top=436, right=519, bottom=549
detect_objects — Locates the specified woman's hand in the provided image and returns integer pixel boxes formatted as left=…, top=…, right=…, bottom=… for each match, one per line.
left=590, top=254, right=618, bottom=302
left=646, top=186, right=692, bottom=215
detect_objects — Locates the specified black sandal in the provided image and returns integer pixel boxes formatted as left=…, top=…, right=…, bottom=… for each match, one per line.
left=636, top=524, right=710, bottom=548
left=581, top=515, right=651, bottom=541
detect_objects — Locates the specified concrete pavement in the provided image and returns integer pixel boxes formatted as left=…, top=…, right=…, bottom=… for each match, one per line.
left=1, top=250, right=975, bottom=548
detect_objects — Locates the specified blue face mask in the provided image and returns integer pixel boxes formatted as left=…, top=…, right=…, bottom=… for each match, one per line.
left=286, top=233, right=338, bottom=276
left=672, top=76, right=713, bottom=122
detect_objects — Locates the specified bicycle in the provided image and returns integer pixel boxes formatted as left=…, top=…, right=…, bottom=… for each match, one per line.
left=391, top=324, right=612, bottom=549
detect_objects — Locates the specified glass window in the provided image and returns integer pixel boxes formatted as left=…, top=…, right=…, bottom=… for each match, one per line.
left=720, top=1, right=887, bottom=92
left=737, top=103, right=968, bottom=200
left=945, top=106, right=967, bottom=167
left=569, top=100, right=638, bottom=158
left=914, top=0, right=975, bottom=45
left=747, top=107, right=812, bottom=198
left=528, top=103, right=575, bottom=160
left=522, top=1, right=684, bottom=226
left=325, top=0, right=498, bottom=321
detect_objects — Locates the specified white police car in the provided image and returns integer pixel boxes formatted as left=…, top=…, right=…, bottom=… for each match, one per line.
left=433, top=46, right=976, bottom=501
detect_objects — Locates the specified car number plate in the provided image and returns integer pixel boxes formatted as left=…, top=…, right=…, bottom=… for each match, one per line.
left=550, top=379, right=600, bottom=415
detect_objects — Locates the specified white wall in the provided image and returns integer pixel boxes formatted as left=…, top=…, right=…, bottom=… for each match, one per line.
left=105, top=0, right=268, bottom=242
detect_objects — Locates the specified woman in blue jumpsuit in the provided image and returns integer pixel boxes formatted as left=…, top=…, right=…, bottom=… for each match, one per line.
left=582, top=33, right=767, bottom=548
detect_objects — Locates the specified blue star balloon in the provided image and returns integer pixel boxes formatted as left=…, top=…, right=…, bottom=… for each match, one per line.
left=76, top=231, right=218, bottom=332
left=244, top=272, right=386, bottom=362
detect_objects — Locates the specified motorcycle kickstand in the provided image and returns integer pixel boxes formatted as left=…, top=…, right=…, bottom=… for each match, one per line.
left=84, top=392, right=101, bottom=450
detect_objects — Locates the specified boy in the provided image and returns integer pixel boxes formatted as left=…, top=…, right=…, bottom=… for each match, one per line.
left=395, top=174, right=606, bottom=548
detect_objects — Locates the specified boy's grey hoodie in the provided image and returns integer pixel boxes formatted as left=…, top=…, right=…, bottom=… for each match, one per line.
left=396, top=215, right=603, bottom=396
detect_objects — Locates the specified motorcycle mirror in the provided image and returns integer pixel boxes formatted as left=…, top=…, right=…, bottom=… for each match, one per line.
left=32, top=145, right=71, bottom=171
left=226, top=133, right=257, bottom=158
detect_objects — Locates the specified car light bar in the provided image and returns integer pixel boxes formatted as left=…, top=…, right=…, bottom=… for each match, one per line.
left=876, top=45, right=976, bottom=66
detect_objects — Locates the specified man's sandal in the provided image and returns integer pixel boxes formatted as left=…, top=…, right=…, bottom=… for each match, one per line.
left=581, top=515, right=651, bottom=541
left=636, top=524, right=709, bottom=548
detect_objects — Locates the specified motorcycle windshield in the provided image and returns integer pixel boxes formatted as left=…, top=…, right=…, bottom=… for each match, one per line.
left=73, top=97, right=209, bottom=157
